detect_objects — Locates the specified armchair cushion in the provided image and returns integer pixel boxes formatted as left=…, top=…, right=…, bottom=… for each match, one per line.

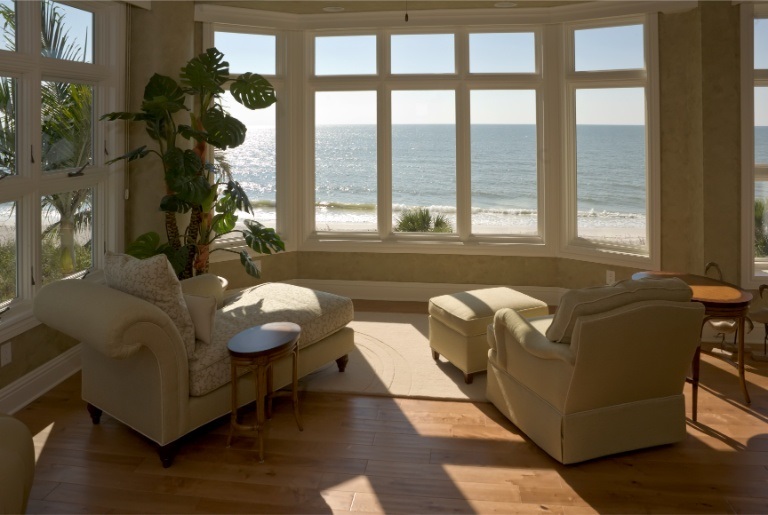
left=546, top=277, right=692, bottom=343
left=105, top=252, right=196, bottom=356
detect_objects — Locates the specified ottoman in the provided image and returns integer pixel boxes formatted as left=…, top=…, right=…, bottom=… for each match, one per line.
left=428, top=287, right=549, bottom=383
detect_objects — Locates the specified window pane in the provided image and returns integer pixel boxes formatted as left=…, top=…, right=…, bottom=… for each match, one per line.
left=575, top=88, right=646, bottom=247
left=756, top=189, right=768, bottom=258
left=41, top=188, right=92, bottom=284
left=756, top=87, right=768, bottom=164
left=391, top=34, right=454, bottom=74
left=0, top=76, right=15, bottom=177
left=41, top=81, right=92, bottom=173
left=315, top=91, right=377, bottom=232
left=0, top=201, right=16, bottom=304
left=42, top=1, right=93, bottom=63
left=574, top=24, right=644, bottom=72
left=756, top=19, right=768, bottom=69
left=470, top=33, right=535, bottom=73
left=471, top=90, right=537, bottom=235
left=0, top=1, right=15, bottom=52
left=316, top=35, right=376, bottom=76
left=215, top=32, right=275, bottom=75
left=219, top=92, right=276, bottom=230
left=392, top=90, right=455, bottom=233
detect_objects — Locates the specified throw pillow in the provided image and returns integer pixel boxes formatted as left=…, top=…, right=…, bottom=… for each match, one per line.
left=104, top=252, right=197, bottom=356
left=184, top=294, right=217, bottom=346
left=546, top=277, right=692, bottom=344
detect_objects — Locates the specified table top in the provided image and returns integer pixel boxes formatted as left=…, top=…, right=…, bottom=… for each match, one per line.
left=632, top=271, right=752, bottom=307
left=228, top=321, right=302, bottom=358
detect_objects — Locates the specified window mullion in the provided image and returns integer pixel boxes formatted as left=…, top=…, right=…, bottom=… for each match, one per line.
left=378, top=31, right=392, bottom=237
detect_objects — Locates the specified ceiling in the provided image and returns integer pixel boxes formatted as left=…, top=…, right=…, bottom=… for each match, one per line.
left=194, top=1, right=588, bottom=15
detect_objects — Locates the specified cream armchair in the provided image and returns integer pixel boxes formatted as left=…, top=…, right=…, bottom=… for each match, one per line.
left=486, top=278, right=705, bottom=464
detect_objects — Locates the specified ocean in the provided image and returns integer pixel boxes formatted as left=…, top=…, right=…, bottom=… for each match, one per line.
left=224, top=124, right=648, bottom=234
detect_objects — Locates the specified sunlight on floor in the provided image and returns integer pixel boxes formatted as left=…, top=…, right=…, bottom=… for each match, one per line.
left=32, top=422, right=55, bottom=462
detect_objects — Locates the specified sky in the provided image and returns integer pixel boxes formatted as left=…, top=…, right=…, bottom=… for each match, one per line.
left=216, top=23, right=647, bottom=127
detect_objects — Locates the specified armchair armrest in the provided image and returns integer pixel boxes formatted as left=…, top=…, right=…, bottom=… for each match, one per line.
left=492, top=308, right=574, bottom=368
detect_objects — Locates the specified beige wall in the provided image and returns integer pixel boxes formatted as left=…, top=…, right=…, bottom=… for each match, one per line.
left=1, top=1, right=747, bottom=389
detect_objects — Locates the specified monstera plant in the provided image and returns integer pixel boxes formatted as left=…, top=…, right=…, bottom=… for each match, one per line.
left=102, top=47, right=283, bottom=279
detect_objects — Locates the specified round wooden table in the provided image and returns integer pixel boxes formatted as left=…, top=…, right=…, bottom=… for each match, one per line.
left=226, top=321, right=303, bottom=462
left=632, top=271, right=753, bottom=420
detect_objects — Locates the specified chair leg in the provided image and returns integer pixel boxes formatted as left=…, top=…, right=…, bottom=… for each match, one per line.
left=432, top=349, right=439, bottom=361
left=464, top=372, right=473, bottom=385
left=157, top=442, right=178, bottom=469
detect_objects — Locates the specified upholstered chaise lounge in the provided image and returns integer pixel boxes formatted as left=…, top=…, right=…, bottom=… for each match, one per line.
left=33, top=253, right=355, bottom=467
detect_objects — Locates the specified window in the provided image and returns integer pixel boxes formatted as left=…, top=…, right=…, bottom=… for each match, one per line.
left=470, top=89, right=538, bottom=235
left=315, top=35, right=376, bottom=76
left=565, top=20, right=651, bottom=257
left=0, top=201, right=15, bottom=304
left=308, top=29, right=543, bottom=240
left=391, top=34, right=455, bottom=74
left=0, top=1, right=124, bottom=339
left=392, top=90, right=456, bottom=233
left=214, top=28, right=282, bottom=233
left=214, top=31, right=275, bottom=75
left=469, top=32, right=536, bottom=74
left=315, top=91, right=377, bottom=232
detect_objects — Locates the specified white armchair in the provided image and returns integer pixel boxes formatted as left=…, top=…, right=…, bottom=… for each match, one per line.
left=486, top=278, right=705, bottom=464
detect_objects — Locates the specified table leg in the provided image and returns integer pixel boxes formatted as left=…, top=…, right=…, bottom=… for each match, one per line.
left=738, top=315, right=752, bottom=405
left=227, top=361, right=238, bottom=447
left=691, top=346, right=700, bottom=422
left=266, top=363, right=274, bottom=420
left=292, top=348, right=303, bottom=431
left=255, top=363, right=267, bottom=463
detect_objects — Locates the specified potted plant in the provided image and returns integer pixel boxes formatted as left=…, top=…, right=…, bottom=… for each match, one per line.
left=102, top=47, right=283, bottom=279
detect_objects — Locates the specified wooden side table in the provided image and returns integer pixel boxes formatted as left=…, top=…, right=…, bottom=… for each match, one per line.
left=632, top=272, right=753, bottom=421
left=227, top=321, right=303, bottom=462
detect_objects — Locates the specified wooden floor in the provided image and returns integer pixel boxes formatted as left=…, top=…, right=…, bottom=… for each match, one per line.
left=13, top=332, right=768, bottom=513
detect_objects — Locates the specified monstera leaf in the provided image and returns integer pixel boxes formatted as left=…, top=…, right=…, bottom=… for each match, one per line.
left=242, top=219, right=285, bottom=255
left=230, top=72, right=276, bottom=110
left=140, top=74, right=187, bottom=116
left=201, top=105, right=246, bottom=149
left=180, top=47, right=228, bottom=96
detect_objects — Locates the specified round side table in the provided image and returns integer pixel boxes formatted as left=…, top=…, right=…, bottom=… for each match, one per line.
left=226, top=321, right=303, bottom=462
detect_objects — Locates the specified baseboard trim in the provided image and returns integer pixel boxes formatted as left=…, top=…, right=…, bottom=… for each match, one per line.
left=0, top=344, right=81, bottom=414
left=287, top=279, right=567, bottom=306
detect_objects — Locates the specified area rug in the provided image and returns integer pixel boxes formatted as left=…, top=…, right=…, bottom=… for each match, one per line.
left=299, top=311, right=487, bottom=402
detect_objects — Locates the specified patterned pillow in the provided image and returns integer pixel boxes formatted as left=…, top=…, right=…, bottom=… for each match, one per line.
left=104, top=252, right=196, bottom=357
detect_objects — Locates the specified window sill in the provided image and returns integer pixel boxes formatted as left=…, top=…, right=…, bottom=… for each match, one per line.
left=0, top=301, right=39, bottom=344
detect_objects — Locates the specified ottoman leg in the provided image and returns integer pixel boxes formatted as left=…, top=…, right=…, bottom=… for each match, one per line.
left=432, top=349, right=440, bottom=361
left=464, top=372, right=474, bottom=385
left=336, top=354, right=349, bottom=372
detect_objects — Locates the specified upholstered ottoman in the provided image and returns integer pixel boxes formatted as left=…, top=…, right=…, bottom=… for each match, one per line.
left=428, top=287, right=549, bottom=383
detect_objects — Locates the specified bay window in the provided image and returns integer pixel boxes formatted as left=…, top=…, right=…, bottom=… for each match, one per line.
left=199, top=5, right=658, bottom=266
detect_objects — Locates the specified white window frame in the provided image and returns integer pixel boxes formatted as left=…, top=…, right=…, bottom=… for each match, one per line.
left=560, top=14, right=660, bottom=269
left=0, top=1, right=126, bottom=342
left=197, top=2, right=672, bottom=266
